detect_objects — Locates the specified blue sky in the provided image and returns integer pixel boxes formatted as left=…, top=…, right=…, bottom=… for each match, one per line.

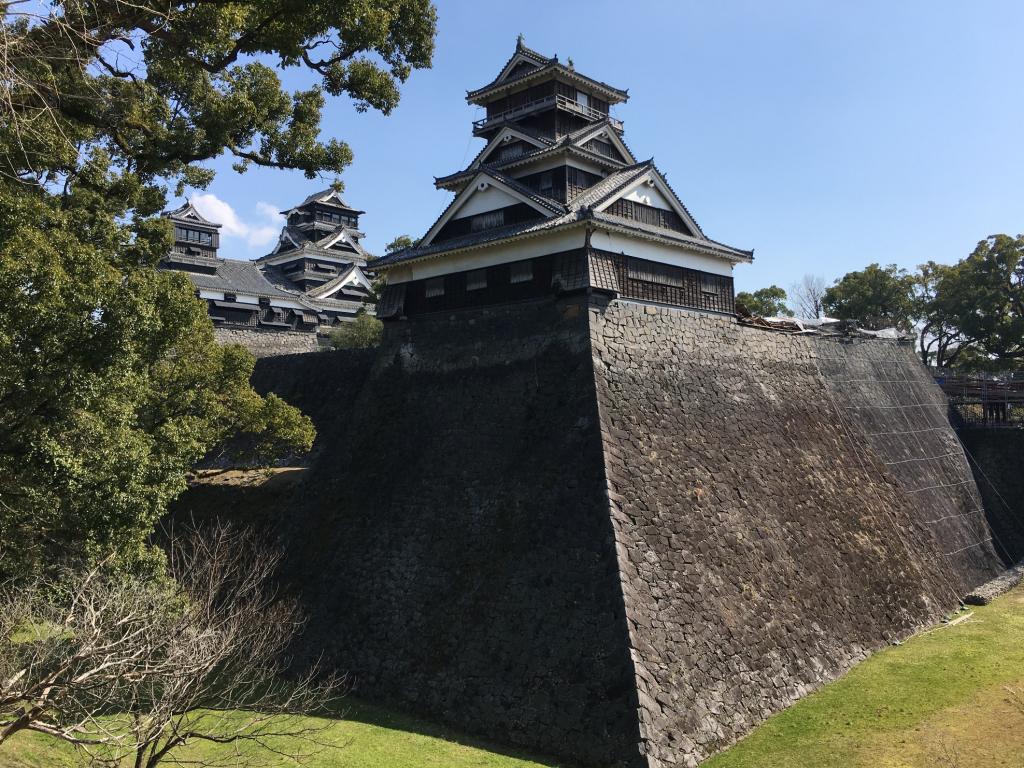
left=186, top=0, right=1024, bottom=294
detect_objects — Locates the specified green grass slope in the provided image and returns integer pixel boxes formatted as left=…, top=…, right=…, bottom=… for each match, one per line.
left=3, top=585, right=1022, bottom=768
left=707, top=583, right=1024, bottom=768
left=0, top=700, right=564, bottom=768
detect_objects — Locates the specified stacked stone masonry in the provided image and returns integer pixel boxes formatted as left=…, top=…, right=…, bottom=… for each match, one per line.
left=212, top=327, right=321, bottom=357
left=176, top=295, right=1003, bottom=768
left=588, top=301, right=999, bottom=766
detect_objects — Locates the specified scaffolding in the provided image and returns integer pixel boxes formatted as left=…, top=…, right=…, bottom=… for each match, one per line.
left=934, top=371, right=1024, bottom=428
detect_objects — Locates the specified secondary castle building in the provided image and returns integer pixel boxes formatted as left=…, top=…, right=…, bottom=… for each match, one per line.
left=160, top=189, right=376, bottom=356
left=372, top=38, right=753, bottom=319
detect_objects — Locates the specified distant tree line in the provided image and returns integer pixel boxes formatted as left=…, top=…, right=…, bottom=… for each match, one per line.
left=736, top=234, right=1024, bottom=371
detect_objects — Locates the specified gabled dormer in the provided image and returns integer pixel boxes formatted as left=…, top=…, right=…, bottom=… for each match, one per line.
left=421, top=170, right=564, bottom=248
left=162, top=200, right=221, bottom=273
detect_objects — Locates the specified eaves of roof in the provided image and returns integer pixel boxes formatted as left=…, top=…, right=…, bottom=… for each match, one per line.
left=372, top=213, right=590, bottom=270
left=467, top=62, right=628, bottom=105
left=435, top=142, right=630, bottom=191
left=585, top=211, right=753, bottom=262
left=372, top=202, right=752, bottom=273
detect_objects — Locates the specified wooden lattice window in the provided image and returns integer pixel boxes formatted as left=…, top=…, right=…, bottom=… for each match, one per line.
left=425, top=277, right=445, bottom=298
left=510, top=261, right=534, bottom=284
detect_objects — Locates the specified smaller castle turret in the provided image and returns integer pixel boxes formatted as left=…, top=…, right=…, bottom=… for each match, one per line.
left=163, top=201, right=221, bottom=273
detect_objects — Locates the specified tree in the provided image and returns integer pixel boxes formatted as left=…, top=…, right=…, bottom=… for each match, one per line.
left=913, top=260, right=966, bottom=367
left=932, top=235, right=1024, bottom=365
left=735, top=285, right=792, bottom=317
left=329, top=310, right=384, bottom=350
left=823, top=263, right=916, bottom=331
left=788, top=274, right=828, bottom=319
left=0, top=180, right=316, bottom=575
left=385, top=235, right=415, bottom=253
left=2, top=0, right=437, bottom=185
left=0, top=0, right=437, bottom=575
left=0, top=523, right=343, bottom=766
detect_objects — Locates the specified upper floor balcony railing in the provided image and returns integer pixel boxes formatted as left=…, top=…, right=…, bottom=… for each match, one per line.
left=473, top=93, right=623, bottom=134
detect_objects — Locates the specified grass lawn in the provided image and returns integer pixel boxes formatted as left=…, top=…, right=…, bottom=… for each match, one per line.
left=0, top=699, right=565, bottom=768
left=707, top=582, right=1024, bottom=768
left=3, top=584, right=1023, bottom=768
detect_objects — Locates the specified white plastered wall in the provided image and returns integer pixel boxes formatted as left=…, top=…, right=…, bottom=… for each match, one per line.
left=590, top=230, right=735, bottom=276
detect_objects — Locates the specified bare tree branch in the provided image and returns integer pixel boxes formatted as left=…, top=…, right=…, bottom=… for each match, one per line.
left=0, top=521, right=345, bottom=767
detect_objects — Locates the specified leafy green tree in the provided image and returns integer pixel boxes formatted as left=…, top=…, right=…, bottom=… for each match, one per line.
left=385, top=235, right=415, bottom=253
left=0, top=180, right=316, bottom=574
left=933, top=235, right=1024, bottom=365
left=913, top=260, right=966, bottom=367
left=2, top=0, right=437, bottom=185
left=329, top=311, right=384, bottom=350
left=823, top=263, right=916, bottom=331
left=735, top=285, right=793, bottom=317
left=0, top=0, right=437, bottom=575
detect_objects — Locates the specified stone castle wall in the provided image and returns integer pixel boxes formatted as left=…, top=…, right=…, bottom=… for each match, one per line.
left=213, top=326, right=321, bottom=357
left=175, top=296, right=1003, bottom=768
left=588, top=301, right=1000, bottom=766
left=268, top=297, right=645, bottom=767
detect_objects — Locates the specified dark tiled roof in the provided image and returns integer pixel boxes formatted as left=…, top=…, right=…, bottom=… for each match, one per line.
left=567, top=161, right=653, bottom=209
left=291, top=188, right=364, bottom=213
left=174, top=258, right=297, bottom=299
left=374, top=159, right=752, bottom=270
left=373, top=213, right=586, bottom=266
left=162, top=200, right=221, bottom=228
left=467, top=43, right=628, bottom=103
left=258, top=224, right=370, bottom=263
left=434, top=118, right=632, bottom=189
left=586, top=211, right=752, bottom=260
left=465, top=41, right=553, bottom=99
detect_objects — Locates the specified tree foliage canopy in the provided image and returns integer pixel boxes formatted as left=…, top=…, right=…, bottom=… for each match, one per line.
left=329, top=310, right=383, bottom=350
left=933, top=235, right=1024, bottom=364
left=735, top=285, right=792, bottom=317
left=820, top=236, right=1024, bottom=369
left=3, top=0, right=437, bottom=184
left=0, top=0, right=437, bottom=575
left=823, top=263, right=916, bottom=331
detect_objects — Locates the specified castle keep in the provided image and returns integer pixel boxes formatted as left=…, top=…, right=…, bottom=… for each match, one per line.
left=177, top=41, right=1009, bottom=768
left=373, top=37, right=752, bottom=319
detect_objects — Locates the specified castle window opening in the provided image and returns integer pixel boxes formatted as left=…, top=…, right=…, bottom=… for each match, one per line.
left=700, top=275, right=720, bottom=295
left=425, top=277, right=445, bottom=298
left=174, top=226, right=213, bottom=245
left=467, top=269, right=488, bottom=291
left=510, top=261, right=534, bottom=284
left=627, top=257, right=685, bottom=288
left=471, top=209, right=504, bottom=232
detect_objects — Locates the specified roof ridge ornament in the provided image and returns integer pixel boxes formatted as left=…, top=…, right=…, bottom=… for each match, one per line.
left=516, top=33, right=525, bottom=50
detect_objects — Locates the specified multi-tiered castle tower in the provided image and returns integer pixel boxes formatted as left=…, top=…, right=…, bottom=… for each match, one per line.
left=159, top=189, right=375, bottom=356
left=372, top=38, right=753, bottom=320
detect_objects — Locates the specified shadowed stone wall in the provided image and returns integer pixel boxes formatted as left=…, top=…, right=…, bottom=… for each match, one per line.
left=268, top=296, right=645, bottom=767
left=176, top=296, right=1003, bottom=768
left=957, top=428, right=1024, bottom=564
